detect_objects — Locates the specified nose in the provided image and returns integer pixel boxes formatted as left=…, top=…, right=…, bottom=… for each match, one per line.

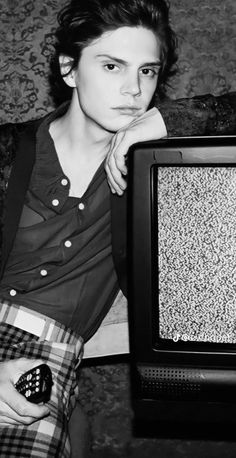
left=120, top=72, right=141, bottom=97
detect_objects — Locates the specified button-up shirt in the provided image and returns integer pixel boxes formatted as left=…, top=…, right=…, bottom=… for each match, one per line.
left=0, top=105, right=119, bottom=341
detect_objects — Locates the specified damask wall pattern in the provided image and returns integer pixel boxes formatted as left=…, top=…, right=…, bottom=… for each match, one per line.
left=0, top=0, right=235, bottom=123
left=168, top=0, right=236, bottom=99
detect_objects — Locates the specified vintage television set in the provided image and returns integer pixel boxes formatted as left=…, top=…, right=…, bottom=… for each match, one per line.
left=127, top=135, right=236, bottom=433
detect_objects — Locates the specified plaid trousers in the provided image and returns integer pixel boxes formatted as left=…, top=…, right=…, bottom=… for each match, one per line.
left=0, top=300, right=84, bottom=458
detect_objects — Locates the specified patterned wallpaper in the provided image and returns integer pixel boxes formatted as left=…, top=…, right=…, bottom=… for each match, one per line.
left=0, top=0, right=235, bottom=123
left=168, top=0, right=236, bottom=99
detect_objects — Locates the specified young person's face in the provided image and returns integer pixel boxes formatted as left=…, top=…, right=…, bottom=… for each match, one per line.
left=67, top=26, right=161, bottom=133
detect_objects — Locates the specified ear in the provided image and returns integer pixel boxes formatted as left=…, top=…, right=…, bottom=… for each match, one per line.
left=59, top=55, right=76, bottom=88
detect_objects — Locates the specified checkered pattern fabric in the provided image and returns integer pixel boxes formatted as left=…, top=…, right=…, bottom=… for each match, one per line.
left=0, top=300, right=84, bottom=457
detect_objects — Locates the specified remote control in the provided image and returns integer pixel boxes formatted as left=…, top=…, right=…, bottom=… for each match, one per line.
left=15, top=363, right=53, bottom=404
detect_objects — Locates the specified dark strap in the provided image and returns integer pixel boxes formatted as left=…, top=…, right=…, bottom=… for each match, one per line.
left=1, top=122, right=38, bottom=275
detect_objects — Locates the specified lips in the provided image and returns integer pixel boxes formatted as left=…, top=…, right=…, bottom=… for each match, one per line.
left=112, top=106, right=141, bottom=115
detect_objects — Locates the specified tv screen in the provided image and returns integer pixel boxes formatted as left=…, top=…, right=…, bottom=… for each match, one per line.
left=157, top=165, right=236, bottom=347
left=127, top=136, right=236, bottom=428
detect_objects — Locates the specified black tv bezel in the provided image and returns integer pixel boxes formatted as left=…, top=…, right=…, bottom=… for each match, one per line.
left=128, top=136, right=236, bottom=368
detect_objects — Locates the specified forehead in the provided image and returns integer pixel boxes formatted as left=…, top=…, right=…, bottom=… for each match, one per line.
left=82, top=26, right=161, bottom=63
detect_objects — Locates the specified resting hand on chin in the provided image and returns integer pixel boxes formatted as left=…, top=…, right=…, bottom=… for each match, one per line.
left=105, top=107, right=167, bottom=196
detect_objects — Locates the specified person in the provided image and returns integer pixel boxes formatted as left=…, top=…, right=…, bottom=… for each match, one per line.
left=0, top=0, right=235, bottom=456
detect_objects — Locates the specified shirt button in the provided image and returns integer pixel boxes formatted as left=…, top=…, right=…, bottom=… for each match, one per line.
left=64, top=240, right=72, bottom=248
left=40, top=269, right=48, bottom=277
left=10, top=289, right=17, bottom=296
left=78, top=202, right=85, bottom=210
left=52, top=199, right=59, bottom=207
left=61, top=178, right=68, bottom=186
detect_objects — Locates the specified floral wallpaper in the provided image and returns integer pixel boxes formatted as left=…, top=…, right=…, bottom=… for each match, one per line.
left=0, top=0, right=236, bottom=455
left=0, top=0, right=235, bottom=123
left=167, top=0, right=236, bottom=99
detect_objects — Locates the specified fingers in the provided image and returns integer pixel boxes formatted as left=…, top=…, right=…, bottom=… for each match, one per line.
left=105, top=154, right=127, bottom=195
left=105, top=159, right=127, bottom=195
left=0, top=393, right=49, bottom=425
left=10, top=358, right=46, bottom=384
left=105, top=107, right=167, bottom=195
left=0, top=358, right=50, bottom=426
left=0, top=388, right=49, bottom=425
left=0, top=403, right=45, bottom=426
left=105, top=131, right=129, bottom=195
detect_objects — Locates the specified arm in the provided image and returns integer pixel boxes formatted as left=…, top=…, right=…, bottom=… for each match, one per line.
left=157, top=92, right=236, bottom=137
left=0, top=358, right=50, bottom=426
left=105, top=92, right=236, bottom=195
left=105, top=107, right=167, bottom=195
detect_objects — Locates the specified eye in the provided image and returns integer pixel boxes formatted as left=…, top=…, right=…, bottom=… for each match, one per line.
left=141, top=68, right=158, bottom=78
left=104, top=63, right=119, bottom=72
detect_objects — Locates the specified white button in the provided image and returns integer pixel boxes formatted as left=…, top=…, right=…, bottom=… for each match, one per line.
left=78, top=203, right=85, bottom=210
left=40, top=269, right=48, bottom=277
left=10, top=289, right=17, bottom=297
left=61, top=178, right=68, bottom=186
left=52, top=199, right=59, bottom=207
left=64, top=240, right=72, bottom=248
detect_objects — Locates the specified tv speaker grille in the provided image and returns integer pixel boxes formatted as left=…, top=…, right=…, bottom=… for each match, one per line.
left=138, top=366, right=201, bottom=400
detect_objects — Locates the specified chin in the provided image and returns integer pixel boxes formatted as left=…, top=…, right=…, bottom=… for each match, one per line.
left=103, top=116, right=139, bottom=133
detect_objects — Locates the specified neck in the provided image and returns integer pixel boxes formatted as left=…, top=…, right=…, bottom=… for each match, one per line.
left=51, top=91, right=114, bottom=161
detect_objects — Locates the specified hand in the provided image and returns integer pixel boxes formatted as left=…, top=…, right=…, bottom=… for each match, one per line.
left=0, top=358, right=50, bottom=426
left=105, top=107, right=167, bottom=195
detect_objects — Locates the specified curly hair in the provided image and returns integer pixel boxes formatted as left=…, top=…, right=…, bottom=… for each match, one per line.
left=49, top=0, right=178, bottom=106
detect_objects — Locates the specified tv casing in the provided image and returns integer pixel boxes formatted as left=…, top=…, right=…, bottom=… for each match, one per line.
left=127, top=135, right=236, bottom=429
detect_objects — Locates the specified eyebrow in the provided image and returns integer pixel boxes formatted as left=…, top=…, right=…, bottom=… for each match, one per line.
left=95, top=54, right=161, bottom=67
